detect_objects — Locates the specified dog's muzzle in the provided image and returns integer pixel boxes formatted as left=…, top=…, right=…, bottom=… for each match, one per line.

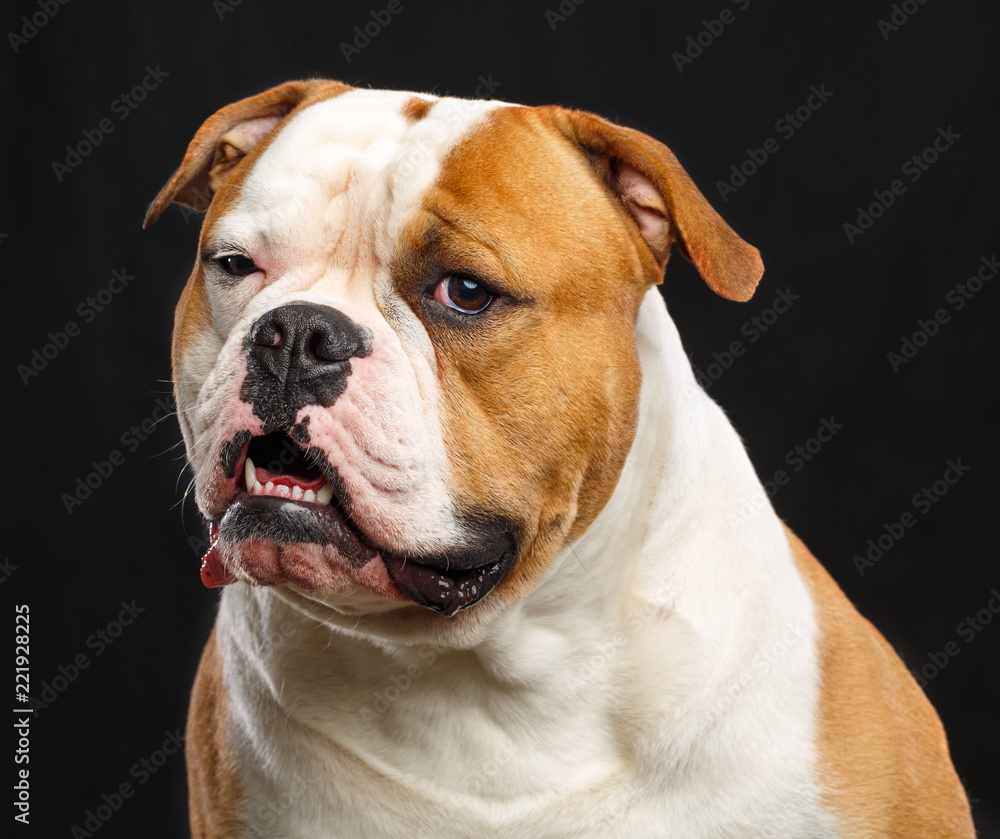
left=199, top=300, right=522, bottom=616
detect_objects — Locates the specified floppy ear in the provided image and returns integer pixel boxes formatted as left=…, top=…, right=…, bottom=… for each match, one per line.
left=143, top=79, right=353, bottom=228
left=559, top=109, right=763, bottom=302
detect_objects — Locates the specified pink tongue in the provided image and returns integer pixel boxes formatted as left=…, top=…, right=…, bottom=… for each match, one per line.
left=200, top=524, right=236, bottom=588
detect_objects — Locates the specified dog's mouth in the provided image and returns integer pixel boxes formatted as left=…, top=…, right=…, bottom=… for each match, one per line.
left=201, top=431, right=517, bottom=617
left=244, top=431, right=334, bottom=505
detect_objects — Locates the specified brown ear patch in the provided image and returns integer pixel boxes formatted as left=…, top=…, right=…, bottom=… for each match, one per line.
left=554, top=108, right=764, bottom=302
left=143, top=79, right=353, bottom=228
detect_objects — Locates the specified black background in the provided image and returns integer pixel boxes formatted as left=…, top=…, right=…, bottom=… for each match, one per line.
left=4, top=0, right=998, bottom=835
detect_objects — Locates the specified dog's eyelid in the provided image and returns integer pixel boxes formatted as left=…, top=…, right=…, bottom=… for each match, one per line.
left=200, top=251, right=261, bottom=283
left=441, top=271, right=495, bottom=292
left=202, top=245, right=250, bottom=261
left=426, top=266, right=511, bottom=299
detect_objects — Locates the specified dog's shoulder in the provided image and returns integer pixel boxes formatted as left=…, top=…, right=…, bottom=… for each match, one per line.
left=785, top=527, right=975, bottom=838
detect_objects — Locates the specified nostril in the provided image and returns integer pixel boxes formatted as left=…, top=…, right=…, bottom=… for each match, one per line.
left=249, top=322, right=284, bottom=349
left=242, top=302, right=373, bottom=432
left=247, top=303, right=372, bottom=366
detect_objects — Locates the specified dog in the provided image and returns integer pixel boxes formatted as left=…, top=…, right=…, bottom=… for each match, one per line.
left=144, top=80, right=974, bottom=837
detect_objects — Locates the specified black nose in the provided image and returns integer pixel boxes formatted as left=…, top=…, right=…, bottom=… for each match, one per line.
left=241, top=303, right=372, bottom=432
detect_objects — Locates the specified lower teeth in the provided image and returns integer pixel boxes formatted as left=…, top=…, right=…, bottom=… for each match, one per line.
left=244, top=457, right=333, bottom=505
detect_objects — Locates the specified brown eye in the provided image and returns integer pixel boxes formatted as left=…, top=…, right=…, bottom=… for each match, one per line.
left=434, top=275, right=493, bottom=314
left=215, top=254, right=259, bottom=277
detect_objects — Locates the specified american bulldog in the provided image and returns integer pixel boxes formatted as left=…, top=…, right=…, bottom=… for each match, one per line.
left=145, top=80, right=974, bottom=837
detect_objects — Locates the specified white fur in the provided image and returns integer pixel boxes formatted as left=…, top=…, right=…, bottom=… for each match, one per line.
left=213, top=291, right=840, bottom=837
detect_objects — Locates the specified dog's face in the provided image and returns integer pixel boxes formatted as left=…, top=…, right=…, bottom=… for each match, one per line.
left=146, top=81, right=761, bottom=637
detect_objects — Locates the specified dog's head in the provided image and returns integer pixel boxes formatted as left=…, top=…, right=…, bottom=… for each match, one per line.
left=146, top=80, right=761, bottom=637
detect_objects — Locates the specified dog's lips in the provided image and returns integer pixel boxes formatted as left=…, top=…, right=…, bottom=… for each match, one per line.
left=202, top=433, right=516, bottom=615
left=201, top=497, right=515, bottom=616
left=380, top=553, right=515, bottom=617
left=200, top=523, right=236, bottom=588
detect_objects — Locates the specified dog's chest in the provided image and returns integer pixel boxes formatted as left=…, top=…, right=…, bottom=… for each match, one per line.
left=219, top=590, right=838, bottom=838
left=230, top=692, right=837, bottom=838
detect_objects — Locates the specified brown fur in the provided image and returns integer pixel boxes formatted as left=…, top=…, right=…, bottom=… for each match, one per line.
left=402, top=95, right=434, bottom=122
left=170, top=263, right=211, bottom=390
left=785, top=526, right=975, bottom=836
left=554, top=108, right=764, bottom=301
left=392, top=104, right=763, bottom=604
left=186, top=627, right=244, bottom=837
left=392, top=106, right=648, bottom=603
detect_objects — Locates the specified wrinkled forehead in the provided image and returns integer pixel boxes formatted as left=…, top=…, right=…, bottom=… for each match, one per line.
left=207, top=89, right=509, bottom=261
